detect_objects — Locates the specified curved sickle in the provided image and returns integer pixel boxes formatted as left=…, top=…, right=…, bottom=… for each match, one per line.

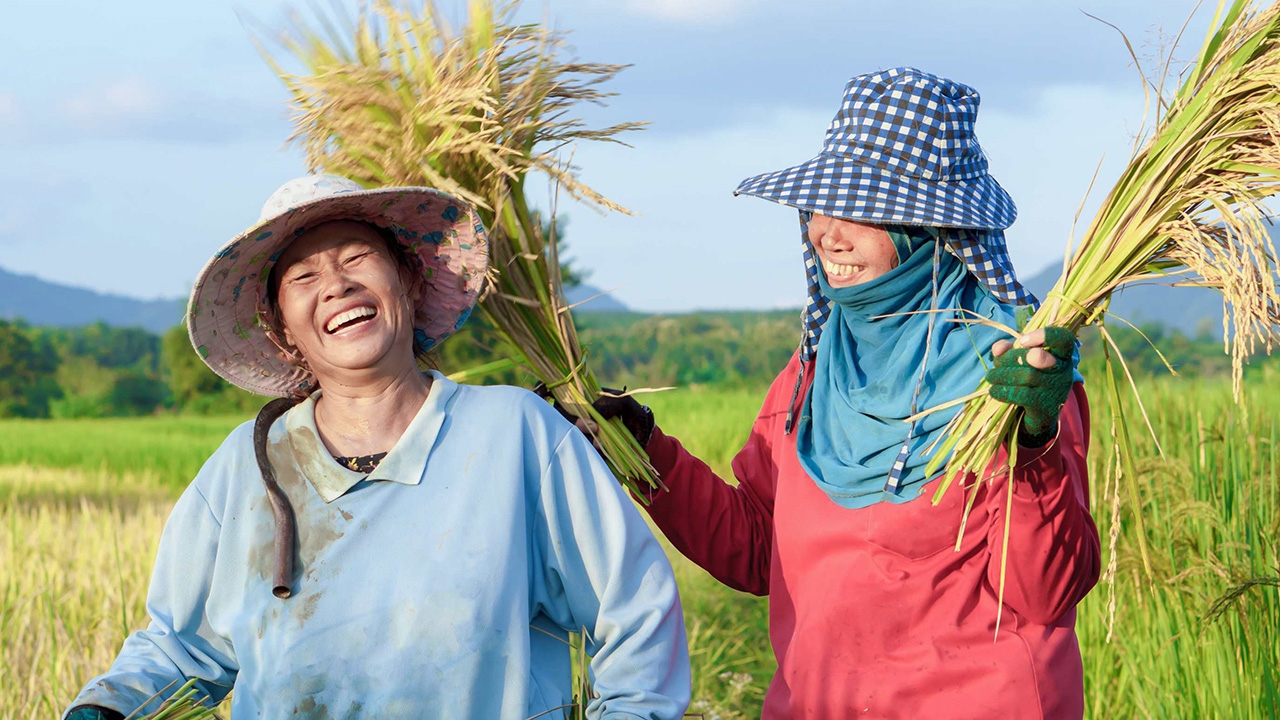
left=253, top=397, right=303, bottom=599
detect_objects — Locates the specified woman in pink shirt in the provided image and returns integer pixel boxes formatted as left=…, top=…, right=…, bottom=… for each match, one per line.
left=579, top=67, right=1100, bottom=719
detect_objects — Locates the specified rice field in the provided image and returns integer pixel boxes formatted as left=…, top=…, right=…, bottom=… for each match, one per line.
left=2, top=379, right=1277, bottom=719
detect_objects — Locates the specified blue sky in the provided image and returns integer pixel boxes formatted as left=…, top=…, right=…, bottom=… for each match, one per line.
left=0, top=0, right=1216, bottom=312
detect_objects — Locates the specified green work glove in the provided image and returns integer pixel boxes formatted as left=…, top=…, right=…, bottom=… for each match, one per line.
left=66, top=707, right=125, bottom=720
left=986, top=326, right=1077, bottom=448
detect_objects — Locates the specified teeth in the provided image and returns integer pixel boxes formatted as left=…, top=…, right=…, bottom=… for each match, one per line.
left=823, top=259, right=860, bottom=278
left=326, top=306, right=376, bottom=333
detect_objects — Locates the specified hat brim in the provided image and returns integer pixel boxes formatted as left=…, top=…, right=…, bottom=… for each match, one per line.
left=733, top=152, right=1017, bottom=231
left=188, top=186, right=488, bottom=398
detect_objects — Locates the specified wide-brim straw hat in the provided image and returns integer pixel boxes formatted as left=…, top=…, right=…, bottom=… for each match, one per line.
left=187, top=174, right=488, bottom=398
left=733, top=66, right=1038, bottom=363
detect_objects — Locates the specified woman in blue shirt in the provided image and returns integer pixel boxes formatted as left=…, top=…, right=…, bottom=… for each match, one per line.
left=64, top=175, right=690, bottom=720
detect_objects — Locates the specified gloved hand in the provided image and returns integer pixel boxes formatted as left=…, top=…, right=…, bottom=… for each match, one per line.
left=987, top=326, right=1076, bottom=448
left=66, top=706, right=125, bottom=720
left=533, top=383, right=656, bottom=447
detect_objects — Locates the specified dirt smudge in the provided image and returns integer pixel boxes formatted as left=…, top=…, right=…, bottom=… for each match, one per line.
left=291, top=696, right=331, bottom=719
left=249, top=421, right=352, bottom=592
left=295, top=590, right=325, bottom=624
left=289, top=675, right=335, bottom=720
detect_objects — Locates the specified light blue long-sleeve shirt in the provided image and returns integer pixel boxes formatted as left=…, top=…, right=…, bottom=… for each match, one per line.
left=65, top=372, right=690, bottom=719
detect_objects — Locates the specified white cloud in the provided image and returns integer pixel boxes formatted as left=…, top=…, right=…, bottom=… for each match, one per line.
left=623, top=0, right=762, bottom=23
left=60, top=77, right=159, bottom=130
left=42, top=77, right=273, bottom=144
left=14, top=80, right=1149, bottom=308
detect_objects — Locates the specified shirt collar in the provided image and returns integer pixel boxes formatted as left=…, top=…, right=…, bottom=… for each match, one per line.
left=284, top=371, right=460, bottom=503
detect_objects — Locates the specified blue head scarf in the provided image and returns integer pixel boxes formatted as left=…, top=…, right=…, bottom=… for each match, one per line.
left=794, top=227, right=1017, bottom=508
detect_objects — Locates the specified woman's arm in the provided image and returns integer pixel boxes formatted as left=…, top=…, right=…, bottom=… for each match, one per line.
left=531, top=425, right=691, bottom=720
left=556, top=363, right=795, bottom=597
left=985, top=384, right=1101, bottom=625
left=640, top=420, right=777, bottom=596
left=63, top=481, right=237, bottom=718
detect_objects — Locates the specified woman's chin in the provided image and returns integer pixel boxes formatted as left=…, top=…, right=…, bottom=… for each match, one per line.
left=309, top=343, right=404, bottom=379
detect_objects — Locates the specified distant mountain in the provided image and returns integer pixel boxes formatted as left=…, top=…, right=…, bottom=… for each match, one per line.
left=0, top=266, right=629, bottom=334
left=0, top=258, right=1232, bottom=337
left=563, top=283, right=630, bottom=312
left=0, top=267, right=186, bottom=334
left=1020, top=262, right=1225, bottom=338
left=1021, top=221, right=1280, bottom=338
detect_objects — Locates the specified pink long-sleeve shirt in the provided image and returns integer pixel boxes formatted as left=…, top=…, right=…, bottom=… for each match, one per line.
left=641, top=354, right=1099, bottom=719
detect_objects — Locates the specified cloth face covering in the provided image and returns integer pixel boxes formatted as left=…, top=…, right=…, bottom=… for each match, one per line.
left=795, top=227, right=1017, bottom=509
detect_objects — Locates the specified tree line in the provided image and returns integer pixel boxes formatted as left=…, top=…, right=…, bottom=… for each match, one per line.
left=0, top=313, right=1260, bottom=419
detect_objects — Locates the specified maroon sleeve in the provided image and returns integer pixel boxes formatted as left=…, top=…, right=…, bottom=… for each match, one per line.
left=637, top=416, right=778, bottom=596
left=985, top=383, right=1101, bottom=625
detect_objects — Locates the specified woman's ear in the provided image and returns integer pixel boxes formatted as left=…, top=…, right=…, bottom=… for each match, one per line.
left=400, top=264, right=425, bottom=308
left=269, top=304, right=296, bottom=349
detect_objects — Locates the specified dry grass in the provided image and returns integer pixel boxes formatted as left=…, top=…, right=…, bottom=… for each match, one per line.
left=0, top=466, right=171, bottom=720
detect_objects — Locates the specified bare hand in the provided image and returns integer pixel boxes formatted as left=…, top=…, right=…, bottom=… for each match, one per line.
left=574, top=416, right=600, bottom=439
left=532, top=383, right=652, bottom=448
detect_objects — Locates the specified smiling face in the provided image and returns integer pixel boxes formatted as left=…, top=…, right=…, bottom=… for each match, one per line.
left=807, top=214, right=899, bottom=288
left=271, top=220, right=420, bottom=386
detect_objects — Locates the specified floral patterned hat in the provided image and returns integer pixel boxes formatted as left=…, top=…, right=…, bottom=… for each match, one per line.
left=187, top=174, right=488, bottom=398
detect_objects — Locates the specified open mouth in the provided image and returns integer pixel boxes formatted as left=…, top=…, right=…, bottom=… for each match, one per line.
left=325, top=306, right=378, bottom=334
left=822, top=258, right=864, bottom=279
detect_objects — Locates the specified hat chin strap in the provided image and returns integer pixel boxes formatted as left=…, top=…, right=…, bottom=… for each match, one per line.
left=885, top=232, right=942, bottom=494
left=253, top=396, right=304, bottom=599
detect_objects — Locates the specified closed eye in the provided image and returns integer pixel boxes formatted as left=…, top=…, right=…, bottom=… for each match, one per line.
left=342, top=251, right=374, bottom=266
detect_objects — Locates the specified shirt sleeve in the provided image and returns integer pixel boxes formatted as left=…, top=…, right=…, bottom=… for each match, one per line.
left=530, top=427, right=692, bottom=720
left=63, top=481, right=237, bottom=718
left=639, top=420, right=777, bottom=596
left=634, top=361, right=809, bottom=597
left=985, top=383, right=1101, bottom=625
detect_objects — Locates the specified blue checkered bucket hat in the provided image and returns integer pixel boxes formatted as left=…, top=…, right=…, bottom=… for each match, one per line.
left=734, top=66, right=1037, bottom=363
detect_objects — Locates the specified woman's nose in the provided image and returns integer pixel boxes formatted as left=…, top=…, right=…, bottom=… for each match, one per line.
left=320, top=267, right=359, bottom=301
left=822, top=228, right=853, bottom=252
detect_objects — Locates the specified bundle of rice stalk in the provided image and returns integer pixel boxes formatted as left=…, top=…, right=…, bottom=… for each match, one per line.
left=128, top=679, right=217, bottom=720
left=925, top=0, right=1280, bottom=541
left=257, top=0, right=657, bottom=492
